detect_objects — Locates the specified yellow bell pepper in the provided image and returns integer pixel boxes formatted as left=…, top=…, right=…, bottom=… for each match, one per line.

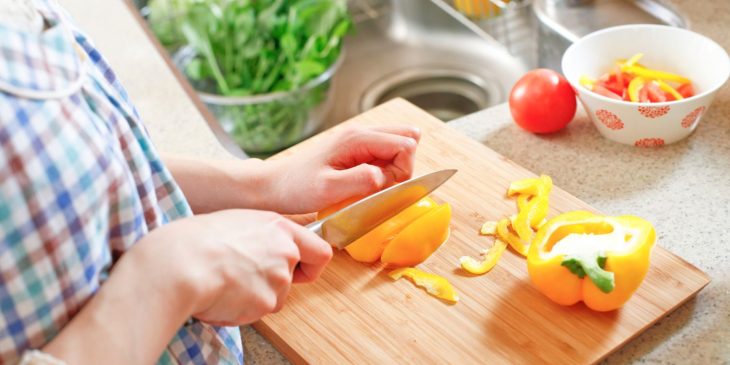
left=527, top=211, right=656, bottom=311
left=389, top=267, right=459, bottom=303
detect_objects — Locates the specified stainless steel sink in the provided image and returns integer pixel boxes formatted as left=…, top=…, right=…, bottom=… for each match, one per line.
left=322, top=0, right=527, bottom=127
left=533, top=0, right=688, bottom=70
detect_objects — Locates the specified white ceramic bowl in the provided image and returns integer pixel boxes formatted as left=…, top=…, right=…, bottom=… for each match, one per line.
left=562, top=25, right=730, bottom=146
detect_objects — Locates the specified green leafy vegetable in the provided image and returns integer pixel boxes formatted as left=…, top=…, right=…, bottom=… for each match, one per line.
left=146, top=0, right=352, bottom=154
left=561, top=252, right=615, bottom=293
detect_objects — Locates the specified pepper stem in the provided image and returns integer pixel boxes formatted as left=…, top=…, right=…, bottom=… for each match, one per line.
left=561, top=252, right=615, bottom=293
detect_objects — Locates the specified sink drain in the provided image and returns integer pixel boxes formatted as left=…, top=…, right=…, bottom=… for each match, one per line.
left=360, top=68, right=501, bottom=121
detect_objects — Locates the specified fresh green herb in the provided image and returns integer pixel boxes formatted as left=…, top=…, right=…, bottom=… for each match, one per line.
left=146, top=0, right=352, bottom=154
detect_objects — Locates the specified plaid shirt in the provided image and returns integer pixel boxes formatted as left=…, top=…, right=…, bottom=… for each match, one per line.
left=0, top=1, right=243, bottom=364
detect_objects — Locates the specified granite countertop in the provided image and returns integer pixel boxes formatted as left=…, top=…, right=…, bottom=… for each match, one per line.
left=60, top=0, right=728, bottom=364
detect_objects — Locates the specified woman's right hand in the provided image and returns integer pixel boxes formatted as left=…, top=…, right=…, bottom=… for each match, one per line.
left=45, top=209, right=331, bottom=365
left=135, top=209, right=333, bottom=326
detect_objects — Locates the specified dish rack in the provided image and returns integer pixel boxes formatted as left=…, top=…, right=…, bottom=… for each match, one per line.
left=439, top=0, right=536, bottom=68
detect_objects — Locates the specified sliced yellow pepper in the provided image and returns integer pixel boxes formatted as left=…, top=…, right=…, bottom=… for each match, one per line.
left=389, top=267, right=459, bottom=303
left=459, top=239, right=507, bottom=275
left=622, top=53, right=644, bottom=68
left=507, top=177, right=540, bottom=197
left=508, top=175, right=552, bottom=197
left=538, top=175, right=553, bottom=195
left=496, top=217, right=528, bottom=256
left=624, top=65, right=691, bottom=84
left=319, top=197, right=451, bottom=267
left=628, top=76, right=646, bottom=102
left=479, top=220, right=497, bottom=236
left=517, top=194, right=530, bottom=212
left=656, top=79, right=684, bottom=100
left=343, top=198, right=437, bottom=263
left=527, top=211, right=656, bottom=311
left=579, top=75, right=595, bottom=89
left=381, top=204, right=451, bottom=267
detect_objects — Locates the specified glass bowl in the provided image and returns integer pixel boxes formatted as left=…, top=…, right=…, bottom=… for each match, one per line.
left=176, top=48, right=342, bottom=155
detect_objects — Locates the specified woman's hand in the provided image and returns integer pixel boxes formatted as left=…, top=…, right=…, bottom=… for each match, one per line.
left=181, top=210, right=332, bottom=324
left=267, top=125, right=421, bottom=213
left=165, top=125, right=420, bottom=215
left=45, top=209, right=332, bottom=364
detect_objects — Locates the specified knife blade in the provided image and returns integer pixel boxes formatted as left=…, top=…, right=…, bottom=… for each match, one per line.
left=306, top=169, right=457, bottom=249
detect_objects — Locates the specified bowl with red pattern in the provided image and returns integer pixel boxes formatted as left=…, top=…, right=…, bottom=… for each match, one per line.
left=562, top=25, right=729, bottom=147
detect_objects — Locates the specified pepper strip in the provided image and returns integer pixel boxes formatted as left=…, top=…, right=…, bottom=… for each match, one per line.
left=389, top=267, right=459, bottom=303
left=656, top=80, right=684, bottom=100
left=507, top=177, right=540, bottom=197
left=623, top=65, right=691, bottom=84
left=628, top=76, right=646, bottom=102
left=460, top=239, right=508, bottom=275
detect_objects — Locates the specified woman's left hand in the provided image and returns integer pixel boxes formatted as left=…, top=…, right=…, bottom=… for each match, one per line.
left=267, top=125, right=421, bottom=214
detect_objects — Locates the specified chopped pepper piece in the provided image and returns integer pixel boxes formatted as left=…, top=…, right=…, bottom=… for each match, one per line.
left=579, top=75, right=595, bottom=89
left=507, top=177, right=540, bottom=197
left=628, top=76, right=646, bottom=102
left=460, top=239, right=508, bottom=275
left=496, top=217, right=528, bottom=257
left=479, top=220, right=498, bottom=236
left=527, top=211, right=656, bottom=311
left=318, top=197, right=451, bottom=266
left=621, top=53, right=644, bottom=68
left=389, top=267, right=459, bottom=303
left=381, top=204, right=451, bottom=267
left=344, top=198, right=437, bottom=263
left=624, top=65, right=691, bottom=84
left=656, top=80, right=684, bottom=100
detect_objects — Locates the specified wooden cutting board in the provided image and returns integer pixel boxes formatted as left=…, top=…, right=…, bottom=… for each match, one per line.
left=256, top=99, right=709, bottom=365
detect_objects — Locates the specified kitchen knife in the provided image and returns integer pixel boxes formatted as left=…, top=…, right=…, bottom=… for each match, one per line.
left=306, top=169, right=457, bottom=249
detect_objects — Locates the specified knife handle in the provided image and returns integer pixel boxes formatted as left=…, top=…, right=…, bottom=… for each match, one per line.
left=295, top=220, right=324, bottom=272
left=306, top=219, right=324, bottom=237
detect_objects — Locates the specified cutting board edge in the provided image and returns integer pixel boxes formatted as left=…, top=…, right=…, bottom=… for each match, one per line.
left=251, top=320, right=308, bottom=365
left=590, top=278, right=709, bottom=365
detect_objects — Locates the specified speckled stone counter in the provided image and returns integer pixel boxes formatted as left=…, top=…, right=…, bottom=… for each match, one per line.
left=61, top=0, right=729, bottom=364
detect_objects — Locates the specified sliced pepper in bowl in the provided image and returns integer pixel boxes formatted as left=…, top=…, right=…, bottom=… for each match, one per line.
left=581, top=53, right=695, bottom=103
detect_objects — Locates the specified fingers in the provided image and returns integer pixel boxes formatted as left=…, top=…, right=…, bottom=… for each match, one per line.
left=368, top=125, right=422, bottom=142
left=342, top=128, right=418, bottom=183
left=282, top=219, right=333, bottom=283
left=323, top=163, right=386, bottom=202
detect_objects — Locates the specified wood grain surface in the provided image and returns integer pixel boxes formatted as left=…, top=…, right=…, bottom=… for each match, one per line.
left=255, top=99, right=709, bottom=365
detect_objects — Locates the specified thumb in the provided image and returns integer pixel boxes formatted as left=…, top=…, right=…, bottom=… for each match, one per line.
left=327, top=164, right=386, bottom=202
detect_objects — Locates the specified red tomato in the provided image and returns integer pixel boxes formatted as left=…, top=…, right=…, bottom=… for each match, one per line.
left=593, top=84, right=622, bottom=100
left=509, top=69, right=577, bottom=134
left=678, top=83, right=695, bottom=98
left=645, top=82, right=666, bottom=102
